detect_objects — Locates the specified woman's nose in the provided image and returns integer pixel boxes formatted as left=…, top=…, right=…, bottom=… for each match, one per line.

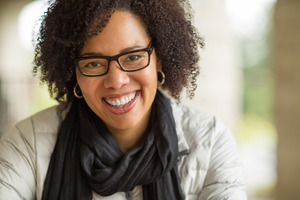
left=103, top=61, right=130, bottom=89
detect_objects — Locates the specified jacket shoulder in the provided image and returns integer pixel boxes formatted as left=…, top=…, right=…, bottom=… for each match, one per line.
left=0, top=106, right=65, bottom=199
left=2, top=105, right=63, bottom=150
left=170, top=100, right=220, bottom=146
left=171, top=100, right=238, bottom=166
left=171, top=101, right=246, bottom=199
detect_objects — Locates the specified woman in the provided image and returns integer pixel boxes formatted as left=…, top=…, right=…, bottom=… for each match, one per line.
left=0, top=0, right=247, bottom=199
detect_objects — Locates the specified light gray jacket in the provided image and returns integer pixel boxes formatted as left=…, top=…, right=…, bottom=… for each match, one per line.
left=0, top=100, right=247, bottom=200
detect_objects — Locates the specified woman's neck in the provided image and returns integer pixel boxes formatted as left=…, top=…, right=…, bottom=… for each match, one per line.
left=106, top=110, right=151, bottom=154
left=110, top=128, right=146, bottom=154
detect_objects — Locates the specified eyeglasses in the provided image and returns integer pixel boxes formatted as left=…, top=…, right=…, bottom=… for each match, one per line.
left=76, top=45, right=154, bottom=77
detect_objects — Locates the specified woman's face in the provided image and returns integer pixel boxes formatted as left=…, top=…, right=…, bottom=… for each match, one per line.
left=76, top=10, right=160, bottom=134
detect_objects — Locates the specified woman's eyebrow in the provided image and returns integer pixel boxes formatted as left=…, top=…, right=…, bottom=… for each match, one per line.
left=80, top=45, right=147, bottom=57
left=79, top=52, right=103, bottom=57
left=119, top=45, right=146, bottom=53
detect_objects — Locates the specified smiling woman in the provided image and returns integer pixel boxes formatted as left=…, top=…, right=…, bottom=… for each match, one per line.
left=0, top=0, right=247, bottom=200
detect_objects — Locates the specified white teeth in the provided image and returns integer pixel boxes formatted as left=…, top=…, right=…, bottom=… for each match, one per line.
left=121, top=98, right=126, bottom=105
left=105, top=92, right=137, bottom=107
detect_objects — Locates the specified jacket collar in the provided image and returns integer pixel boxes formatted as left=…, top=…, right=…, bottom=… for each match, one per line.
left=169, top=99, right=190, bottom=155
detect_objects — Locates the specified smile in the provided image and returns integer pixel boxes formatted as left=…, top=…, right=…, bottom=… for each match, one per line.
left=104, top=92, right=137, bottom=107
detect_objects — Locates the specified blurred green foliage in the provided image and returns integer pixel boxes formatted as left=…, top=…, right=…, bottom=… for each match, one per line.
left=238, top=5, right=277, bottom=147
left=242, top=26, right=273, bottom=121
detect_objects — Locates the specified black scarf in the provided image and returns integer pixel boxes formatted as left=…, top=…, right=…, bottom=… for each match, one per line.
left=42, top=90, right=184, bottom=200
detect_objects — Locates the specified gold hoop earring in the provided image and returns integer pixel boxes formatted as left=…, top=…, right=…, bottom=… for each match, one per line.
left=73, top=83, right=83, bottom=99
left=158, top=70, right=165, bottom=86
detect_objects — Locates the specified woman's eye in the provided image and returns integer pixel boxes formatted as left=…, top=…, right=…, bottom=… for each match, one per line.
left=85, top=61, right=101, bottom=68
left=127, top=55, right=141, bottom=62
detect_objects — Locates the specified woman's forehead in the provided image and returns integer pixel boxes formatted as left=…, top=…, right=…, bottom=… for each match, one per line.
left=81, top=10, right=151, bottom=56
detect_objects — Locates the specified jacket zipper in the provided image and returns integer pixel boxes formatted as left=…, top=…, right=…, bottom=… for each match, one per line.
left=125, top=191, right=133, bottom=200
left=178, top=149, right=190, bottom=162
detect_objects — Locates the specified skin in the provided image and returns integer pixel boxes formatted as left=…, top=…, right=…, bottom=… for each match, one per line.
left=76, top=10, right=161, bottom=153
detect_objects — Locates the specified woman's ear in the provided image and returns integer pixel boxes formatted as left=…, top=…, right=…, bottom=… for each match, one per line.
left=156, top=59, right=162, bottom=72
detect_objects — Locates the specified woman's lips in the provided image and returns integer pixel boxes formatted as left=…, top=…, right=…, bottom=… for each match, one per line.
left=103, top=91, right=140, bottom=115
left=104, top=92, right=137, bottom=107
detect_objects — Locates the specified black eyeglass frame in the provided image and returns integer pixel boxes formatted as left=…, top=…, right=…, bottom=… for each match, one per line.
left=76, top=45, right=154, bottom=77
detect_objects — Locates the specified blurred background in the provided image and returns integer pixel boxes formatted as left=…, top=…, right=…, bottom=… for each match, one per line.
left=0, top=0, right=299, bottom=199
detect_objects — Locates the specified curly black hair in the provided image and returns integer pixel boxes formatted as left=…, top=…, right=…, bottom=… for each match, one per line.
left=33, top=0, right=204, bottom=104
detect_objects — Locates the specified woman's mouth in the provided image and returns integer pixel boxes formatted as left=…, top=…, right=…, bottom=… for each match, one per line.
left=104, top=92, right=137, bottom=107
left=103, top=91, right=139, bottom=115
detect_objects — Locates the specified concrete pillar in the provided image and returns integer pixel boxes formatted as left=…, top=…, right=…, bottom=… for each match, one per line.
left=274, top=0, right=300, bottom=199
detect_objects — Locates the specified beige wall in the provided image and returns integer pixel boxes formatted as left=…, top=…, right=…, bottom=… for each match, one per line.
left=182, top=0, right=242, bottom=132
left=0, top=0, right=33, bottom=135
